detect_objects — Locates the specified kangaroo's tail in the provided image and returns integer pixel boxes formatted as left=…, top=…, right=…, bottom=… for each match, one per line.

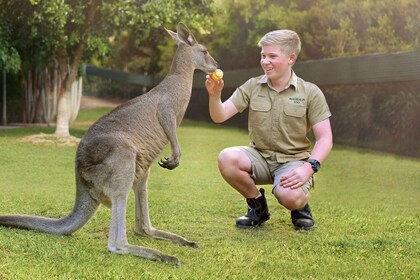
left=0, top=182, right=100, bottom=235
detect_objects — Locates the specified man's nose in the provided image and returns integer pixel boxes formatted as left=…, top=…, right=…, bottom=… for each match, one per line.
left=261, top=57, right=270, bottom=64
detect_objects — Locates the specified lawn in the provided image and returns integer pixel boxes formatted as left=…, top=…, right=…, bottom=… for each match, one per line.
left=0, top=108, right=419, bottom=279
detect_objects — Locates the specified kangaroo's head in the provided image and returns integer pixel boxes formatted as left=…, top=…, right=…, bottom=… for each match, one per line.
left=166, top=22, right=218, bottom=74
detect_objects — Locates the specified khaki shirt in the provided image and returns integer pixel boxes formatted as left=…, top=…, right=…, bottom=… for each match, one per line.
left=229, top=71, right=331, bottom=163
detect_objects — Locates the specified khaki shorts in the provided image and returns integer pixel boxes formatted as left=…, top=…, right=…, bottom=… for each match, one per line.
left=237, top=146, right=313, bottom=193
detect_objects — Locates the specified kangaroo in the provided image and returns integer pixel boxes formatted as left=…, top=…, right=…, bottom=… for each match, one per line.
left=0, top=23, right=218, bottom=264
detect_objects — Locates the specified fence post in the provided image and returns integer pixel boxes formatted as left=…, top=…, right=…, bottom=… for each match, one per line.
left=2, top=70, right=6, bottom=126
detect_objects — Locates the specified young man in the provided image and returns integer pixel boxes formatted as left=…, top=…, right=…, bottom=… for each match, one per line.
left=205, top=30, right=333, bottom=230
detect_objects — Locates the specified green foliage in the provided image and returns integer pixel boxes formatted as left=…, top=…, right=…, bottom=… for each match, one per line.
left=208, top=0, right=420, bottom=69
left=102, top=0, right=215, bottom=76
left=0, top=117, right=419, bottom=279
left=0, top=23, right=21, bottom=73
left=0, top=0, right=215, bottom=74
left=0, top=0, right=69, bottom=69
left=2, top=0, right=418, bottom=76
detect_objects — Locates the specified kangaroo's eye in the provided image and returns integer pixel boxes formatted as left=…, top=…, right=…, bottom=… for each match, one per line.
left=202, top=50, right=208, bottom=55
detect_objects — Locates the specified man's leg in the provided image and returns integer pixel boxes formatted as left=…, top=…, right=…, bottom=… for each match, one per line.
left=217, top=147, right=259, bottom=198
left=291, top=204, right=315, bottom=230
left=218, top=147, right=272, bottom=227
left=272, top=161, right=315, bottom=230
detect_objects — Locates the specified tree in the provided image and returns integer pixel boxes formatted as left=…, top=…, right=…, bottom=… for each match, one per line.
left=0, top=0, right=214, bottom=136
left=207, top=0, right=420, bottom=68
left=0, top=22, right=21, bottom=126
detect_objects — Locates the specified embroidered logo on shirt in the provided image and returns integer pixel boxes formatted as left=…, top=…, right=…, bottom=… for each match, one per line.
left=289, top=97, right=306, bottom=105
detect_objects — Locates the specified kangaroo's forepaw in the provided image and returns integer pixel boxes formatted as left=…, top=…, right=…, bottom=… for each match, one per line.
left=158, top=157, right=179, bottom=170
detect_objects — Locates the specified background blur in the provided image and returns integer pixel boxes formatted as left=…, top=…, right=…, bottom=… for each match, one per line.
left=1, top=0, right=419, bottom=157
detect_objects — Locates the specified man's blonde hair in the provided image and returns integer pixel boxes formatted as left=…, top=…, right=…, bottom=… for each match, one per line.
left=258, top=30, right=301, bottom=57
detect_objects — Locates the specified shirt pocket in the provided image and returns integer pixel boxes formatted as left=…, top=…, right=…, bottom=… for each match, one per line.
left=283, top=104, right=307, bottom=135
left=284, top=104, right=306, bottom=117
left=249, top=96, right=272, bottom=126
left=250, top=98, right=271, bottom=112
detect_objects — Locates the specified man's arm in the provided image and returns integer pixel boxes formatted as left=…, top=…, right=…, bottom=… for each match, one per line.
left=308, top=118, right=333, bottom=164
left=205, top=76, right=239, bottom=123
left=280, top=118, right=333, bottom=189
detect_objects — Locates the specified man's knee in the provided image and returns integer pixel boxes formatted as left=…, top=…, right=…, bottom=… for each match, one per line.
left=218, top=148, right=242, bottom=170
left=273, top=187, right=309, bottom=210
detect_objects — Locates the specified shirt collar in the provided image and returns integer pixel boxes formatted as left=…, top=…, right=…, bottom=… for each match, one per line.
left=258, top=70, right=298, bottom=90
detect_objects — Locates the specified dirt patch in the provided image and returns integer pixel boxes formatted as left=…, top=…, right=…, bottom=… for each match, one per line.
left=21, top=133, right=81, bottom=147
left=9, top=97, right=124, bottom=144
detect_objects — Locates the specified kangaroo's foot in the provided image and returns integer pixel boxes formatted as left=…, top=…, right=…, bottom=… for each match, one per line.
left=135, top=227, right=199, bottom=249
left=108, top=243, right=180, bottom=265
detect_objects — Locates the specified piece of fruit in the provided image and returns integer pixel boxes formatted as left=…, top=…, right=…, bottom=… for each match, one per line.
left=211, top=69, right=223, bottom=81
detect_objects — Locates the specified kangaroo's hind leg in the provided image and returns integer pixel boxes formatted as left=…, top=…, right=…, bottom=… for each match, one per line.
left=104, top=151, right=179, bottom=264
left=107, top=193, right=179, bottom=264
left=133, top=168, right=199, bottom=248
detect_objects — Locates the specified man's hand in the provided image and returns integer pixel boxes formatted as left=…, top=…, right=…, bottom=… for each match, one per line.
left=205, top=74, right=224, bottom=98
left=279, top=162, right=313, bottom=189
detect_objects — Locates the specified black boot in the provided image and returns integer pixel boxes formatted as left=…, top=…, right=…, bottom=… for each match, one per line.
left=236, top=188, right=270, bottom=228
left=291, top=203, right=315, bottom=230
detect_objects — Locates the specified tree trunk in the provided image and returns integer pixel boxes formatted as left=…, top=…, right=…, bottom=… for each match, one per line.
left=19, top=0, right=101, bottom=134
left=54, top=0, right=101, bottom=137
left=70, top=76, right=82, bottom=122
left=21, top=68, right=33, bottom=123
left=54, top=76, right=82, bottom=137
left=54, top=55, right=82, bottom=137
left=41, top=61, right=60, bottom=126
left=55, top=89, right=71, bottom=136
left=20, top=60, right=82, bottom=133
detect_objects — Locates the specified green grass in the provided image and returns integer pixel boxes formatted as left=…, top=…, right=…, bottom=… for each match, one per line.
left=0, top=109, right=419, bottom=279
left=75, top=107, right=115, bottom=123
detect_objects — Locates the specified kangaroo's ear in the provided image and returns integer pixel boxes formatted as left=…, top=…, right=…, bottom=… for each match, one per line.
left=176, top=22, right=197, bottom=46
left=165, top=28, right=181, bottom=44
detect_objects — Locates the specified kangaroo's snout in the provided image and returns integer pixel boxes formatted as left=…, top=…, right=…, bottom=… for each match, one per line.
left=207, top=66, right=218, bottom=75
left=200, top=57, right=218, bottom=74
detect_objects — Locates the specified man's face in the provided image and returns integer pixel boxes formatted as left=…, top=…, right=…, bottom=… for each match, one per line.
left=260, top=45, right=295, bottom=80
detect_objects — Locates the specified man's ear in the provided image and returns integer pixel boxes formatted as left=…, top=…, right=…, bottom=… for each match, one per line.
left=289, top=53, right=297, bottom=65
